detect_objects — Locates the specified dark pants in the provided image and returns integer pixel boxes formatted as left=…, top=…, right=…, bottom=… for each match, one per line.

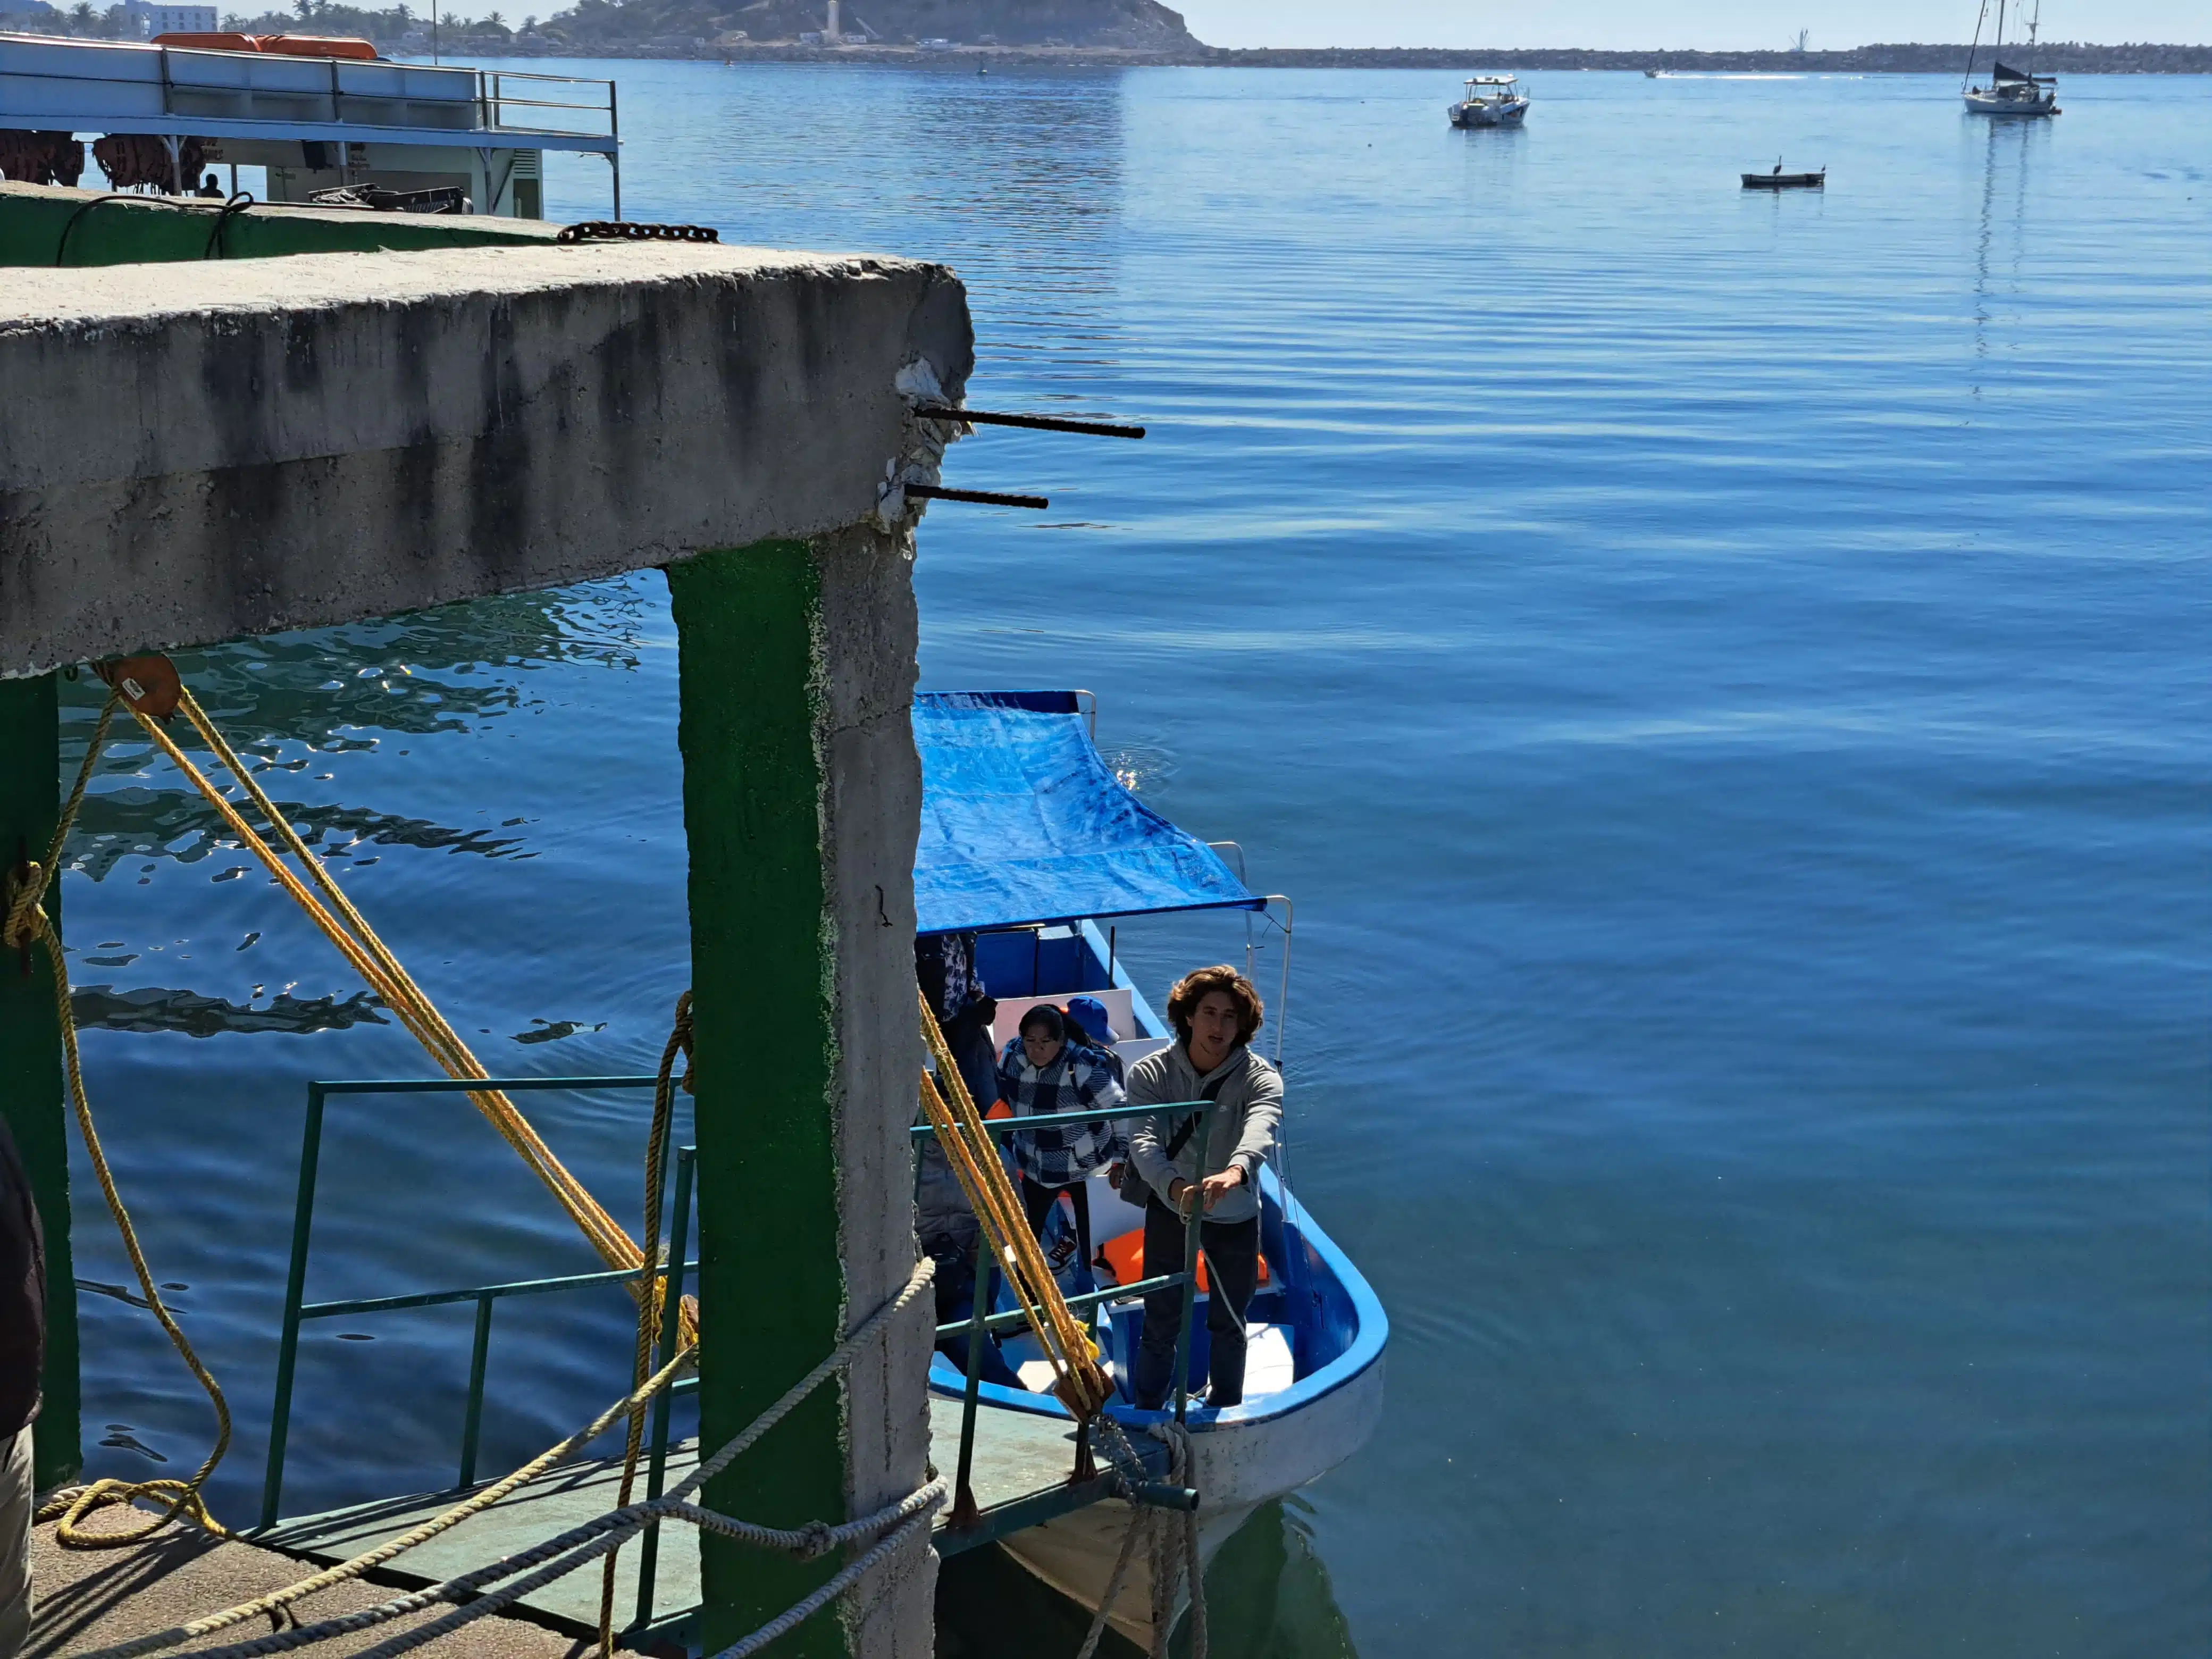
left=1020, top=1175, right=1092, bottom=1285
left=1130, top=1197, right=1261, bottom=1410
left=924, top=1233, right=1021, bottom=1390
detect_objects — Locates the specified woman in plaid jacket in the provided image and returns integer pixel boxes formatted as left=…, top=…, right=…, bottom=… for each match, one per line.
left=998, top=1003, right=1126, bottom=1291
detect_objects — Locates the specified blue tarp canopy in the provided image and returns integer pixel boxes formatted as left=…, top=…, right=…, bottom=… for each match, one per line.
left=912, top=691, right=1263, bottom=936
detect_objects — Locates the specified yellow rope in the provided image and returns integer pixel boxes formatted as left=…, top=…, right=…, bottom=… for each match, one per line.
left=3, top=689, right=231, bottom=1545
left=916, top=989, right=1111, bottom=1420
left=31, top=906, right=234, bottom=1547
left=1, top=662, right=701, bottom=1548
left=115, top=678, right=694, bottom=1347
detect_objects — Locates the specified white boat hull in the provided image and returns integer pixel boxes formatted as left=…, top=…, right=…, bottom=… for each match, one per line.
left=1964, top=86, right=2056, bottom=115
left=995, top=1349, right=1387, bottom=1646
left=1448, top=100, right=1528, bottom=128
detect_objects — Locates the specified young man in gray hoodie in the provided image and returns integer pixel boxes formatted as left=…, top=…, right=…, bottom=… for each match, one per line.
left=1125, top=965, right=1282, bottom=1410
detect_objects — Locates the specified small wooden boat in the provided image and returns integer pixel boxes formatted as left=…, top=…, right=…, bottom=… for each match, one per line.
left=914, top=690, right=1387, bottom=1649
left=1742, top=164, right=1825, bottom=189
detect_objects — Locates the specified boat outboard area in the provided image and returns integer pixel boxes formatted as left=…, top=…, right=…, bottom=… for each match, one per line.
left=912, top=690, right=1387, bottom=1641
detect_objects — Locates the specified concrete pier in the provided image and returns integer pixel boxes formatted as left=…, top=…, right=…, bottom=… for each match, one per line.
left=0, top=238, right=968, bottom=678
left=0, top=221, right=973, bottom=1656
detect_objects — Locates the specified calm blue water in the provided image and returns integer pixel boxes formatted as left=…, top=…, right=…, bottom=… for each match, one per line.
left=58, top=69, right=2209, bottom=1656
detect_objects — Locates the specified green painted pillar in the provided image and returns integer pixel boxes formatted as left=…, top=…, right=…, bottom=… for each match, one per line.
left=669, top=531, right=935, bottom=1658
left=0, top=673, right=80, bottom=1493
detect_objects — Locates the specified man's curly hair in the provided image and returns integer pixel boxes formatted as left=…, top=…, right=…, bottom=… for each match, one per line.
left=1165, top=964, right=1264, bottom=1047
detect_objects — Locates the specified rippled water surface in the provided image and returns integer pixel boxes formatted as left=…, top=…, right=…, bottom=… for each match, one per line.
left=60, top=68, right=2209, bottom=1656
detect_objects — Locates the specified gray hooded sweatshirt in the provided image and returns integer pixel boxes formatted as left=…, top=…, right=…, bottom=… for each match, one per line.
left=1125, top=1042, right=1282, bottom=1226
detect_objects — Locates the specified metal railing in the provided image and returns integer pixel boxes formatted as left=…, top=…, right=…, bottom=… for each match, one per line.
left=257, top=1075, right=1209, bottom=1630
left=482, top=68, right=618, bottom=140
left=911, top=1094, right=1215, bottom=1533
left=261, top=1073, right=699, bottom=1637
left=262, top=1077, right=669, bottom=1503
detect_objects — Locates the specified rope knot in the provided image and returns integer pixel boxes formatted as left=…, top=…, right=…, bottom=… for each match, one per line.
left=3, top=859, right=47, bottom=951
left=670, top=988, right=696, bottom=1095
left=792, top=1519, right=838, bottom=1560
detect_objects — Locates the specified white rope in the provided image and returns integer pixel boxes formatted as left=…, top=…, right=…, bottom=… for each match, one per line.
left=1142, top=1423, right=1206, bottom=1659
left=1073, top=1501, right=1149, bottom=1659
left=79, top=1260, right=936, bottom=1659
left=706, top=1509, right=934, bottom=1659
left=165, top=1481, right=947, bottom=1659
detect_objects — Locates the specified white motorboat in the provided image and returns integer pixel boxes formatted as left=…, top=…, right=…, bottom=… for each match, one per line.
left=1962, top=0, right=2058, bottom=115
left=1448, top=74, right=1530, bottom=128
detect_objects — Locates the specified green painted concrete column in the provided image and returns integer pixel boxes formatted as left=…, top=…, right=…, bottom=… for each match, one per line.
left=669, top=531, right=934, bottom=1658
left=672, top=541, right=850, bottom=1655
left=0, top=673, right=79, bottom=1492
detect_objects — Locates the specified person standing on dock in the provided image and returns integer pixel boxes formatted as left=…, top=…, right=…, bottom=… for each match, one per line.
left=0, top=1116, right=46, bottom=1658
left=1126, top=965, right=1282, bottom=1410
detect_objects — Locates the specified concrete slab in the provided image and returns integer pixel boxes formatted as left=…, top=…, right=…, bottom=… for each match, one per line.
left=0, top=240, right=971, bottom=678
left=24, top=1515, right=591, bottom=1657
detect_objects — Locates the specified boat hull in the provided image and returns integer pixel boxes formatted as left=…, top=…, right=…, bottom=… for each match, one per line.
left=996, top=1350, right=1387, bottom=1645
left=1963, top=88, right=2056, bottom=115
left=1448, top=101, right=1528, bottom=128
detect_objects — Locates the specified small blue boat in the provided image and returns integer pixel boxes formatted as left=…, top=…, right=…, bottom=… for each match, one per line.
left=914, top=691, right=1388, bottom=1643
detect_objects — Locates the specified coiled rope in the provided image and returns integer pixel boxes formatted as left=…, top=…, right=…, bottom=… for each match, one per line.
left=79, top=1259, right=937, bottom=1659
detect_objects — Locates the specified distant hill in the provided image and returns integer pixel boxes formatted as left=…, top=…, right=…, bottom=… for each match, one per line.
left=542, top=0, right=1199, bottom=49
left=3, top=2, right=2202, bottom=71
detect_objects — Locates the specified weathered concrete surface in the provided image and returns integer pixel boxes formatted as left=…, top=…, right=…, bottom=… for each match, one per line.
left=0, top=241, right=971, bottom=678
left=24, top=1516, right=595, bottom=1656
left=812, top=523, right=935, bottom=1659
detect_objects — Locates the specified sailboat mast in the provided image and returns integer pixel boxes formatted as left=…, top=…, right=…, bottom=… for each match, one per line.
left=1963, top=0, right=1990, bottom=88
left=1995, top=0, right=2007, bottom=56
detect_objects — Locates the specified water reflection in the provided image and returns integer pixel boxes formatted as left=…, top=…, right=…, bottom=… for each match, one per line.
left=1968, top=113, right=2042, bottom=380
left=937, top=1499, right=1358, bottom=1659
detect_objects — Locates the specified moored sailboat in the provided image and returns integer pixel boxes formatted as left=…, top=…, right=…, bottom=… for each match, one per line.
left=1962, top=0, right=2059, bottom=114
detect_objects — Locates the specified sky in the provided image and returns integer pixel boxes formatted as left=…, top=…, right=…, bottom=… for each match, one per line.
left=1171, top=1, right=2209, bottom=49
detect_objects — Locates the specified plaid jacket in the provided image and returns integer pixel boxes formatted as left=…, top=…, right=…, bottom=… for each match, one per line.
left=997, top=1036, right=1127, bottom=1187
